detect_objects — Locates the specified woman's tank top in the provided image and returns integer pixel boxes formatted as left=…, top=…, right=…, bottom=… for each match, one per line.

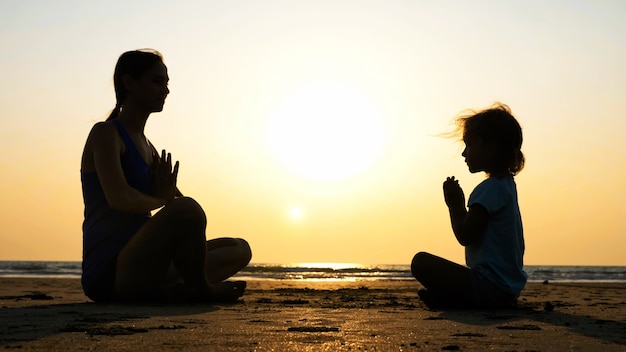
left=80, top=119, right=152, bottom=297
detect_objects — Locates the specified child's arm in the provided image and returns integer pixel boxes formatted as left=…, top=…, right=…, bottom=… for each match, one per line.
left=443, top=176, right=489, bottom=246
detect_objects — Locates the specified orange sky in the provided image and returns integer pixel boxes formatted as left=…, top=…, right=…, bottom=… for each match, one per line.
left=1, top=1, right=625, bottom=265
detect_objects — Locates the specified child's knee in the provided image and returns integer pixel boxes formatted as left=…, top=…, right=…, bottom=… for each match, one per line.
left=411, top=252, right=431, bottom=277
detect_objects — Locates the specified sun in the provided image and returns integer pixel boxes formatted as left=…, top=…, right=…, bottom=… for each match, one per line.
left=266, top=82, right=387, bottom=182
left=289, top=207, right=302, bottom=219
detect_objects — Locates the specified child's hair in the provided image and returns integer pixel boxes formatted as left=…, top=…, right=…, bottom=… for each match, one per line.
left=456, top=103, right=525, bottom=175
left=106, top=49, right=164, bottom=121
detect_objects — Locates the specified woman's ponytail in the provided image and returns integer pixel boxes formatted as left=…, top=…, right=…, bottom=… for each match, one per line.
left=106, top=102, right=121, bottom=121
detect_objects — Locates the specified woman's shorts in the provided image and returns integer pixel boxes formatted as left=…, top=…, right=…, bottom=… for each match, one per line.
left=83, top=256, right=118, bottom=303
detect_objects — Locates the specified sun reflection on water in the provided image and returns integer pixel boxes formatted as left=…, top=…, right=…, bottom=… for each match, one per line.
left=292, top=262, right=366, bottom=271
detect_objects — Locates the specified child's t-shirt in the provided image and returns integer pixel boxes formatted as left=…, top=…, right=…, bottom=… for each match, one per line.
left=466, top=175, right=527, bottom=297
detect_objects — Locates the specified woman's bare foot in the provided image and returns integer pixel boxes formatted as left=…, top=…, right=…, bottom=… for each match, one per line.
left=158, top=282, right=192, bottom=302
left=200, top=281, right=247, bottom=303
left=158, top=281, right=246, bottom=303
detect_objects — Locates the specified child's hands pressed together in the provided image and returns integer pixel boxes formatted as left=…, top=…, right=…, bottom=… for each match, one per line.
left=151, top=149, right=179, bottom=203
left=443, top=176, right=465, bottom=210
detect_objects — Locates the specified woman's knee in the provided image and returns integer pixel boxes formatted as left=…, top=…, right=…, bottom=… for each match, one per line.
left=205, top=237, right=252, bottom=267
left=165, top=197, right=207, bottom=227
left=237, top=238, right=252, bottom=264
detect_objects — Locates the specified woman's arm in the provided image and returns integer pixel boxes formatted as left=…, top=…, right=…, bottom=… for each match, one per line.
left=443, top=177, right=488, bottom=246
left=87, top=122, right=176, bottom=213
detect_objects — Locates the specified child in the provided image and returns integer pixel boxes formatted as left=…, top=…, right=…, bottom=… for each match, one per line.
left=80, top=50, right=251, bottom=303
left=411, top=103, right=527, bottom=309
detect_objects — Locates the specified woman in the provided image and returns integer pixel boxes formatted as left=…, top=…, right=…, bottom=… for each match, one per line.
left=80, top=49, right=251, bottom=303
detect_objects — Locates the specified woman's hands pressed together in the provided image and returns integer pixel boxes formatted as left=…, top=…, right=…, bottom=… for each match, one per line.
left=151, top=149, right=179, bottom=204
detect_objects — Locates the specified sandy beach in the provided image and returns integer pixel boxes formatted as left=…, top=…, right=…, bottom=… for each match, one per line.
left=1, top=278, right=624, bottom=351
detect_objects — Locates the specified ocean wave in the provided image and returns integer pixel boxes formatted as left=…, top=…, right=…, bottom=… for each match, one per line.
left=0, top=261, right=625, bottom=283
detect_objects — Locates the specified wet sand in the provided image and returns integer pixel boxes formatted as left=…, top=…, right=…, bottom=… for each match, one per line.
left=1, top=278, right=625, bottom=351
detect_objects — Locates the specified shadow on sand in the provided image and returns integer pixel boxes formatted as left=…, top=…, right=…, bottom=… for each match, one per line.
left=0, top=295, right=225, bottom=347
left=436, top=294, right=626, bottom=346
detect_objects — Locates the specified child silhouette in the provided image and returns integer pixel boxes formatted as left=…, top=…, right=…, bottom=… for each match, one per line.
left=411, top=103, right=527, bottom=309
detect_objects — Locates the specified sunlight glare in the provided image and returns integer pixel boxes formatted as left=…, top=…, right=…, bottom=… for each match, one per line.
left=289, top=207, right=303, bottom=219
left=266, top=82, right=387, bottom=182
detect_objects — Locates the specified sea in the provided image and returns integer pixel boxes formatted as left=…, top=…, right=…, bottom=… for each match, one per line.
left=1, top=261, right=625, bottom=283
